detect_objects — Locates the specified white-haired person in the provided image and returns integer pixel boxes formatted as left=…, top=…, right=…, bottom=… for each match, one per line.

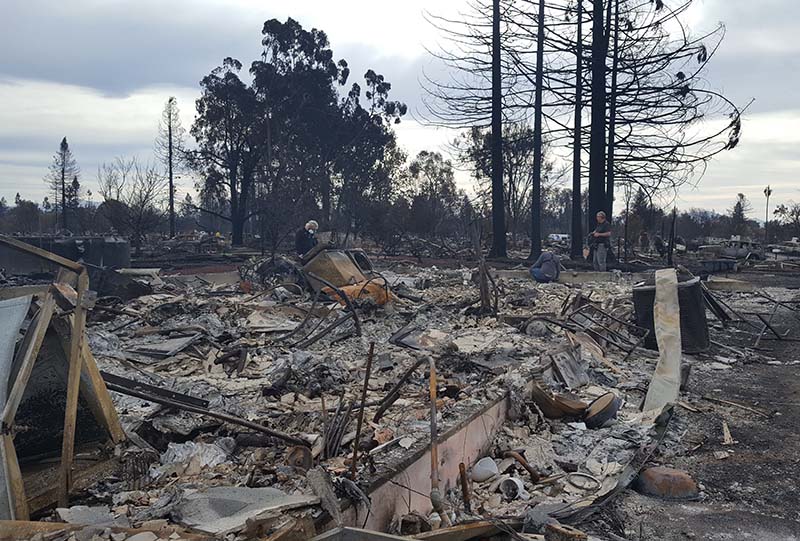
left=295, top=220, right=319, bottom=257
left=591, top=211, right=612, bottom=271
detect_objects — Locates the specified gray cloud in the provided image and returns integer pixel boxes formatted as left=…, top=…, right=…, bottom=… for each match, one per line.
left=0, top=0, right=798, bottom=215
left=1, top=0, right=259, bottom=95
left=0, top=0, right=431, bottom=108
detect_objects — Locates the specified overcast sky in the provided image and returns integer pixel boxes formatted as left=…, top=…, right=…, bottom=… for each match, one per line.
left=1, top=0, right=797, bottom=220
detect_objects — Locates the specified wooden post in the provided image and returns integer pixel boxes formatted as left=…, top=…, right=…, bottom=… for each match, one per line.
left=58, top=271, right=88, bottom=506
left=1, top=434, right=28, bottom=519
left=479, top=259, right=491, bottom=314
left=350, top=342, right=374, bottom=480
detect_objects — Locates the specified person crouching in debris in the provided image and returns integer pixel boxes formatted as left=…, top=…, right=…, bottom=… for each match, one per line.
left=591, top=211, right=612, bottom=271
left=295, top=220, right=319, bottom=257
left=529, top=251, right=561, bottom=283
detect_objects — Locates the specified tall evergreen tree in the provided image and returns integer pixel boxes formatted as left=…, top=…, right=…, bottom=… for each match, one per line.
left=729, top=193, right=751, bottom=236
left=44, top=137, right=80, bottom=231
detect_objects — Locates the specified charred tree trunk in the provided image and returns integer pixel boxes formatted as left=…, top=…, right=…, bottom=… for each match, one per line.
left=571, top=0, right=584, bottom=259
left=229, top=169, right=244, bottom=246
left=322, top=177, right=331, bottom=228
left=168, top=118, right=175, bottom=238
left=530, top=0, right=546, bottom=260
left=231, top=219, right=244, bottom=248
left=588, top=0, right=607, bottom=225
left=489, top=0, right=507, bottom=258
left=605, top=0, right=619, bottom=218
left=61, top=162, right=67, bottom=231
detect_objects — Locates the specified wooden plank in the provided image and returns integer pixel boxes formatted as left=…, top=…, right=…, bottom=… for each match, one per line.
left=80, top=345, right=125, bottom=443
left=25, top=457, right=119, bottom=516
left=0, top=236, right=83, bottom=273
left=0, top=520, right=211, bottom=540
left=702, top=396, right=771, bottom=418
left=0, top=286, right=48, bottom=301
left=722, top=421, right=734, bottom=445
left=1, top=434, right=28, bottom=520
left=262, top=516, right=316, bottom=541
left=1, top=292, right=56, bottom=424
left=58, top=272, right=88, bottom=507
left=414, top=519, right=525, bottom=541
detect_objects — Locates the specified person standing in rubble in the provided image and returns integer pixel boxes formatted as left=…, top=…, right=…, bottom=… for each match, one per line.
left=295, top=220, right=319, bottom=257
left=591, top=211, right=612, bottom=271
left=639, top=230, right=650, bottom=253
left=529, top=251, right=561, bottom=283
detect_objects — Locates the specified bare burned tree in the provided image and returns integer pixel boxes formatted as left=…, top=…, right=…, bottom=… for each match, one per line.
left=155, top=97, right=187, bottom=238
left=530, top=0, right=547, bottom=259
left=504, top=0, right=744, bottom=239
left=97, top=157, right=167, bottom=253
left=422, top=0, right=533, bottom=258
left=490, top=0, right=507, bottom=257
left=571, top=0, right=584, bottom=257
left=602, top=0, right=744, bottom=215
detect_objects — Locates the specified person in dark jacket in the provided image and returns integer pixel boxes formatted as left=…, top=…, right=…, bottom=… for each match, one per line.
left=591, top=211, right=612, bottom=271
left=530, top=251, right=561, bottom=283
left=295, top=220, right=319, bottom=257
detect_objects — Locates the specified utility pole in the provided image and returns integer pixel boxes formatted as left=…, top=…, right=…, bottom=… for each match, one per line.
left=489, top=0, right=507, bottom=258
left=764, top=185, right=772, bottom=245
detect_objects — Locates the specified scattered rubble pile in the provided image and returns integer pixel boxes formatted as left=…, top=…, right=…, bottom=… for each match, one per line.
left=3, top=240, right=798, bottom=540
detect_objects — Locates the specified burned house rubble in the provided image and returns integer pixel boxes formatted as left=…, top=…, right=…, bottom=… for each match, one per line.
left=1, top=236, right=798, bottom=541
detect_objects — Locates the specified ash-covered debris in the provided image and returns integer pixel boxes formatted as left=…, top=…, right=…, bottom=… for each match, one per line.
left=5, top=242, right=796, bottom=540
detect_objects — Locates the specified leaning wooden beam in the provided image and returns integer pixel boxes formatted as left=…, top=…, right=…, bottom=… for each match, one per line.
left=79, top=344, right=125, bottom=443
left=58, top=271, right=89, bottom=507
left=0, top=236, right=83, bottom=273
left=0, top=285, right=49, bottom=301
left=53, top=319, right=126, bottom=445
left=1, top=433, right=27, bottom=520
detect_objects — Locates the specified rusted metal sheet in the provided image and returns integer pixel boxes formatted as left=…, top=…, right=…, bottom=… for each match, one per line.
left=303, top=250, right=366, bottom=292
